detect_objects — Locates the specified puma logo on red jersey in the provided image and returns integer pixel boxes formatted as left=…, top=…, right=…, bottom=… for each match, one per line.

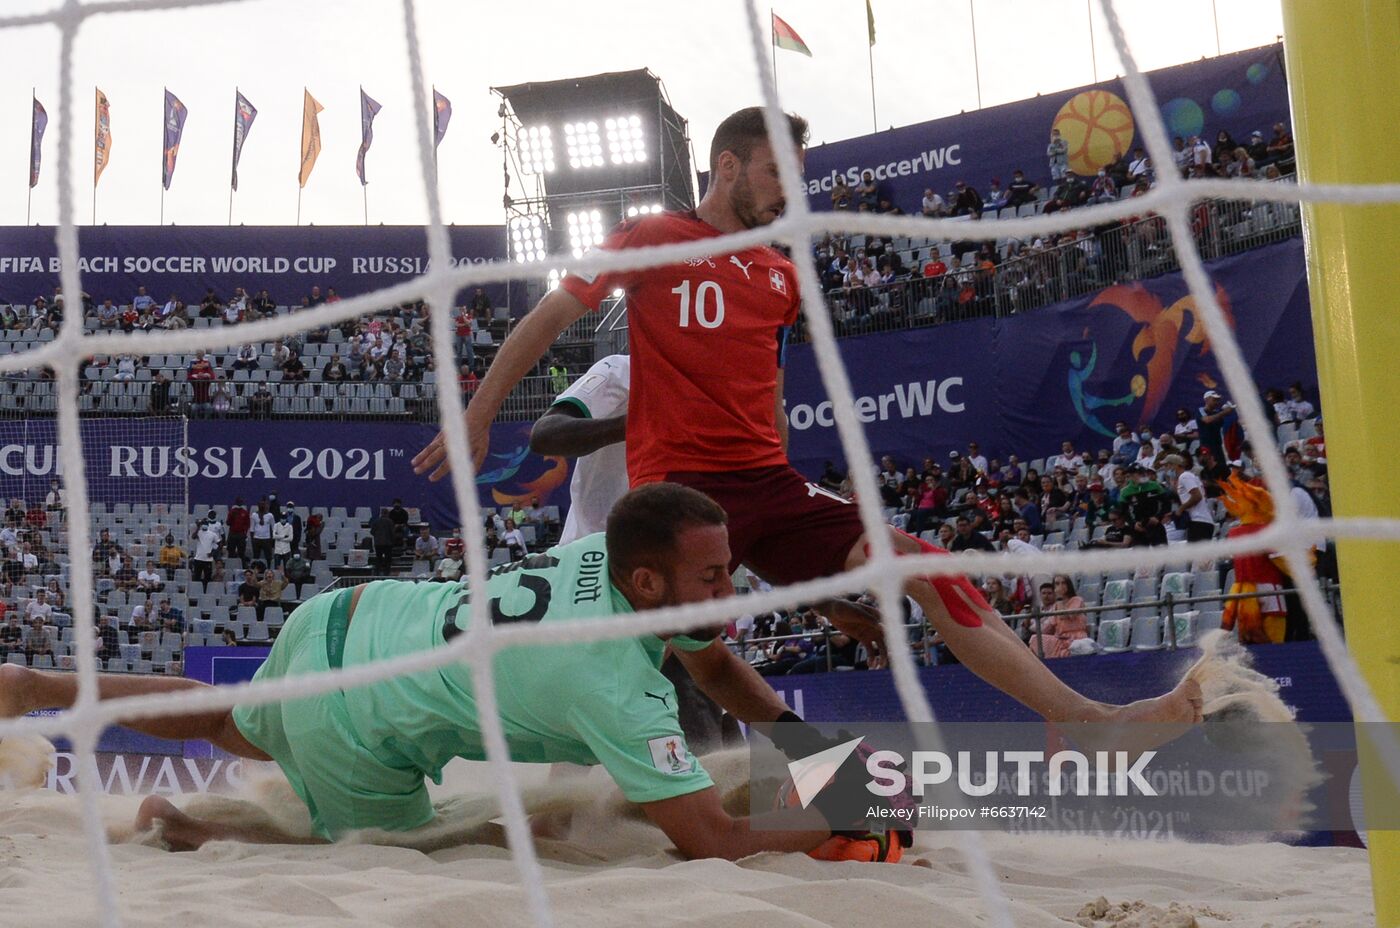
left=729, top=255, right=754, bottom=279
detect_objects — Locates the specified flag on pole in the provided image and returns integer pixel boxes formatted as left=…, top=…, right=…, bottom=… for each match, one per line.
left=162, top=89, right=188, bottom=190
left=357, top=88, right=382, bottom=186
left=866, top=0, right=876, bottom=45
left=231, top=90, right=257, bottom=191
left=298, top=88, right=324, bottom=188
left=433, top=88, right=452, bottom=149
left=772, top=13, right=812, bottom=56
left=94, top=88, right=112, bottom=186
left=29, top=97, right=47, bottom=188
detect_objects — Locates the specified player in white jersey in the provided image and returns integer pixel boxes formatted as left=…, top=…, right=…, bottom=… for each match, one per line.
left=531, top=354, right=630, bottom=544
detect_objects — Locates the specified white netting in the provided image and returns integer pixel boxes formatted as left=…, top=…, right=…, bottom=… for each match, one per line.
left=0, top=1, right=1398, bottom=927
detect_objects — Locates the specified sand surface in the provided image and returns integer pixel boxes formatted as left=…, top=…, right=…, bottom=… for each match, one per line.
left=0, top=751, right=1375, bottom=928
left=0, top=634, right=1376, bottom=927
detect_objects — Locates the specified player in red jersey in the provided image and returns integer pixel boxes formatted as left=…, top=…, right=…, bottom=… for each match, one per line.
left=414, top=107, right=1202, bottom=745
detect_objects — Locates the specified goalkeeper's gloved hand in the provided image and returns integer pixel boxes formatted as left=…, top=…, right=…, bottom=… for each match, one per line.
left=809, top=829, right=909, bottom=863
left=767, top=711, right=916, bottom=849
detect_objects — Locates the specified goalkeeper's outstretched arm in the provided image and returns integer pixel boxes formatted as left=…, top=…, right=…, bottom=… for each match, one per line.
left=414, top=287, right=592, bottom=481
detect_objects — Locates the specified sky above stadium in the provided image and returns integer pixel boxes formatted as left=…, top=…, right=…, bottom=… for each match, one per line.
left=0, top=0, right=1283, bottom=228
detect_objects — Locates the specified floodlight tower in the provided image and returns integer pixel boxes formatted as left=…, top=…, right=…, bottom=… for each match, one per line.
left=493, top=69, right=695, bottom=358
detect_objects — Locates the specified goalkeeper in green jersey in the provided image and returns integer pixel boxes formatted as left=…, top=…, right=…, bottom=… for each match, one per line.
left=0, top=483, right=910, bottom=863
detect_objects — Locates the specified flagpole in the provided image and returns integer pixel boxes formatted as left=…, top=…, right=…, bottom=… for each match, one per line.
left=432, top=85, right=438, bottom=175
left=363, top=185, right=369, bottom=226
left=27, top=87, right=34, bottom=226
left=867, top=40, right=878, bottom=132
left=1211, top=0, right=1222, bottom=55
left=969, top=0, right=983, bottom=109
left=296, top=188, right=302, bottom=226
left=160, top=87, right=165, bottom=225
left=229, top=88, right=236, bottom=226
left=770, top=9, right=779, bottom=99
left=1086, top=0, right=1099, bottom=82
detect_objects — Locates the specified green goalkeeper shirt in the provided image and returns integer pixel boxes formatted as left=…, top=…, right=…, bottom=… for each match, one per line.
left=340, top=533, right=715, bottom=804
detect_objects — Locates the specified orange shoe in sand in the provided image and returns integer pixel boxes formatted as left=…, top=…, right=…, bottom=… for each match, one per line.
left=808, top=831, right=907, bottom=863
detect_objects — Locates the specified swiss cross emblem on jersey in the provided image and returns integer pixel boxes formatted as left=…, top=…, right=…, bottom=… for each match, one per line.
left=769, top=268, right=788, bottom=295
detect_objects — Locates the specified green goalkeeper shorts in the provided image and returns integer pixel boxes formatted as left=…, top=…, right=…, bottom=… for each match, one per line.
left=231, top=588, right=434, bottom=840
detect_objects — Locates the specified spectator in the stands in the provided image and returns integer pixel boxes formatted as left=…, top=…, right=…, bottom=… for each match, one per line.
left=24, top=622, right=52, bottom=665
left=1286, top=382, right=1315, bottom=421
left=920, top=187, right=946, bottom=217
left=189, top=517, right=220, bottom=584
left=280, top=351, right=307, bottom=383
left=306, top=285, right=325, bottom=307
left=231, top=344, right=259, bottom=371
left=1047, top=440, right=1084, bottom=473
left=1013, top=488, right=1042, bottom=534
left=370, top=508, right=397, bottom=574
left=248, top=382, right=273, bottom=418
left=186, top=351, right=216, bottom=415
left=257, top=567, right=287, bottom=618
left=1047, top=128, right=1069, bottom=181
left=965, top=442, right=988, bottom=475
left=434, top=538, right=465, bottom=582
left=1198, top=390, right=1238, bottom=465
left=500, top=519, right=528, bottom=561
left=303, top=512, right=324, bottom=562
left=323, top=353, right=349, bottom=382
left=250, top=289, right=275, bottom=318
left=154, top=597, right=182, bottom=633
left=271, top=512, right=294, bottom=567
left=948, top=514, right=994, bottom=553
left=831, top=176, right=852, bottom=210
left=95, top=298, right=120, bottom=329
left=1173, top=407, right=1200, bottom=444
left=951, top=180, right=983, bottom=217
left=237, top=566, right=261, bottom=610
left=283, top=551, right=311, bottom=595
left=248, top=499, right=274, bottom=566
left=155, top=534, right=183, bottom=573
left=131, top=285, right=155, bottom=314
left=113, top=555, right=138, bottom=592
left=1005, top=169, right=1037, bottom=210
left=1088, top=168, right=1118, bottom=204
left=1038, top=474, right=1070, bottom=525
left=1127, top=147, right=1151, bottom=182
left=225, top=498, right=249, bottom=561
left=136, top=559, right=163, bottom=593
left=387, top=498, right=411, bottom=546
left=856, top=170, right=879, bottom=209
left=1029, top=575, right=1090, bottom=659
left=210, top=377, right=233, bottom=417
left=1119, top=464, right=1172, bottom=546
left=1162, top=453, right=1214, bottom=543
left=414, top=525, right=441, bottom=562
left=198, top=288, right=222, bottom=319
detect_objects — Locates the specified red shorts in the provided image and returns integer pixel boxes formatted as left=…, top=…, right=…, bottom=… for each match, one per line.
left=660, top=465, right=867, bottom=585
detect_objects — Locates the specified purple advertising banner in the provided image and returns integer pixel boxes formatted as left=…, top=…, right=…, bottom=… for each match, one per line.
left=799, top=44, right=1290, bottom=214
left=0, top=224, right=507, bottom=307
left=0, top=417, right=570, bottom=532
left=783, top=237, right=1315, bottom=476
left=698, top=46, right=1289, bottom=212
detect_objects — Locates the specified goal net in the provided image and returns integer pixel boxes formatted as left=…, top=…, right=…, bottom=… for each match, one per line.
left=0, top=2, right=1396, bottom=928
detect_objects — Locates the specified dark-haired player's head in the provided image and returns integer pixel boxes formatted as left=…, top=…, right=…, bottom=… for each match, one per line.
left=607, top=483, right=733, bottom=622
left=707, top=106, right=810, bottom=230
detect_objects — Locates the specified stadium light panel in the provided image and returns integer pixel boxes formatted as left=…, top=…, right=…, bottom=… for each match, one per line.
left=518, top=125, right=556, bottom=175
left=626, top=203, right=663, bottom=217
left=564, top=121, right=604, bottom=169
left=509, top=215, right=548, bottom=263
left=546, top=269, right=563, bottom=292
left=566, top=209, right=605, bottom=258
left=606, top=114, right=647, bottom=165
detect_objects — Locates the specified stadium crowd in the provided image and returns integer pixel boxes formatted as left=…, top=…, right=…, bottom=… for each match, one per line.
left=808, top=119, right=1298, bottom=336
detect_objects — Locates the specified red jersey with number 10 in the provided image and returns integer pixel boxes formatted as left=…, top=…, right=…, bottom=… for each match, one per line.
left=560, top=211, right=800, bottom=486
